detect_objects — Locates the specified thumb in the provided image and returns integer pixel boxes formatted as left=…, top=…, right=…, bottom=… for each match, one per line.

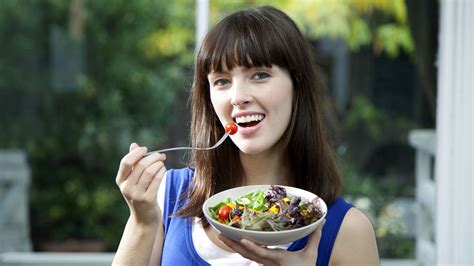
left=129, top=142, right=140, bottom=152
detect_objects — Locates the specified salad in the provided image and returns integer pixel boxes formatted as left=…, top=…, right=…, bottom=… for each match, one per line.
left=208, top=185, right=324, bottom=231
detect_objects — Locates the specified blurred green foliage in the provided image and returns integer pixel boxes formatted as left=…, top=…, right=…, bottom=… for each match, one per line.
left=0, top=0, right=415, bottom=256
left=0, top=0, right=195, bottom=250
left=340, top=95, right=416, bottom=259
left=211, top=0, right=414, bottom=57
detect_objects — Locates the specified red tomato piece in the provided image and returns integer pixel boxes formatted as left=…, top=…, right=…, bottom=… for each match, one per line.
left=225, top=123, right=238, bottom=135
left=217, top=205, right=232, bottom=220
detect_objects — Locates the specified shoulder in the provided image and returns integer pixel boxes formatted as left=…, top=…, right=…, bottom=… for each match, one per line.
left=160, top=168, right=195, bottom=222
left=167, top=167, right=195, bottom=178
left=329, top=207, right=379, bottom=266
left=160, top=167, right=194, bottom=208
left=165, top=167, right=195, bottom=188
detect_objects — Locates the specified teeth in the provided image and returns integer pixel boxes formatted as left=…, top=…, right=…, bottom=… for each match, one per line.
left=235, top=114, right=265, bottom=124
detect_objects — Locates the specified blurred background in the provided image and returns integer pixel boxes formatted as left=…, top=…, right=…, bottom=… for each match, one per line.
left=0, top=0, right=440, bottom=263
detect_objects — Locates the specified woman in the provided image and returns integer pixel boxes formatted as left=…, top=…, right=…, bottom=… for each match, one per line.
left=113, top=6, right=379, bottom=266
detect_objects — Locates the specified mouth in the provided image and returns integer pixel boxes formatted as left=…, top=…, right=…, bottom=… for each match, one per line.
left=235, top=114, right=265, bottom=128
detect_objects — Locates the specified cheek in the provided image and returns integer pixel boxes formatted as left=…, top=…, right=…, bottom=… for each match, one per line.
left=210, top=91, right=227, bottom=121
left=274, top=87, right=293, bottom=116
left=210, top=92, right=217, bottom=110
left=210, top=90, right=220, bottom=108
left=282, top=97, right=293, bottom=124
left=276, top=89, right=294, bottom=129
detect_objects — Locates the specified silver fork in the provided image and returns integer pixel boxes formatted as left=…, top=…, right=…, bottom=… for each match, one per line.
left=144, top=131, right=231, bottom=156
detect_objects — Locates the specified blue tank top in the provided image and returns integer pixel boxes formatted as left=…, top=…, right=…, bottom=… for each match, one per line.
left=160, top=168, right=352, bottom=266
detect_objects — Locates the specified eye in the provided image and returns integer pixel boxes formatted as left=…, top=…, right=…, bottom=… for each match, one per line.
left=213, top=78, right=231, bottom=86
left=253, top=72, right=270, bottom=80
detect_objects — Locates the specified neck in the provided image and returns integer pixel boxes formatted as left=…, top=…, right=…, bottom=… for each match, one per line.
left=239, top=150, right=291, bottom=186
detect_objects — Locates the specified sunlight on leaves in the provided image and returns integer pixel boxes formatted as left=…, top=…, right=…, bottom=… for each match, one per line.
left=211, top=0, right=414, bottom=57
left=143, top=26, right=193, bottom=58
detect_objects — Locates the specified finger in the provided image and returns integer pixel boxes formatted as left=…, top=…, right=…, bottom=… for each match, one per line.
left=116, top=146, right=148, bottom=184
left=218, top=235, right=260, bottom=261
left=303, top=219, right=325, bottom=255
left=218, top=235, right=276, bottom=264
left=126, top=152, right=166, bottom=187
left=144, top=165, right=167, bottom=201
left=239, top=238, right=283, bottom=261
left=129, top=142, right=139, bottom=152
left=134, top=160, right=164, bottom=192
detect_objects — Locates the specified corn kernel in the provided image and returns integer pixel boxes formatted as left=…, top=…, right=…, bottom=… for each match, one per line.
left=268, top=205, right=279, bottom=214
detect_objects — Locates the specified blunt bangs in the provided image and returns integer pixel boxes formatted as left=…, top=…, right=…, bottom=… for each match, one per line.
left=199, top=8, right=296, bottom=75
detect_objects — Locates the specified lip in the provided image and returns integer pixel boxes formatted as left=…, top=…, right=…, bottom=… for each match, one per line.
left=238, top=124, right=261, bottom=136
left=236, top=118, right=265, bottom=136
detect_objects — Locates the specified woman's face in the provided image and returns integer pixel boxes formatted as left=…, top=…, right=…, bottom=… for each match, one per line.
left=208, top=65, right=293, bottom=155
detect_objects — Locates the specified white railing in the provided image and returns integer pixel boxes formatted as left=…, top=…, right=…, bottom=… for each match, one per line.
left=0, top=150, right=32, bottom=253
left=409, top=129, right=436, bottom=266
left=0, top=252, right=114, bottom=266
left=0, top=252, right=417, bottom=266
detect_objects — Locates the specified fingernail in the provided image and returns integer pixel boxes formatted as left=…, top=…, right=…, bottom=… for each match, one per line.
left=240, top=239, right=250, bottom=245
left=217, top=234, right=226, bottom=242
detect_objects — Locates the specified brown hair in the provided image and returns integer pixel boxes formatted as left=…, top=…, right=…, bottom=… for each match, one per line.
left=175, top=6, right=341, bottom=222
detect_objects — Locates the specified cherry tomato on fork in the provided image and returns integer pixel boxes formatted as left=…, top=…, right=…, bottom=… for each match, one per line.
left=217, top=205, right=232, bottom=220
left=225, top=123, right=238, bottom=135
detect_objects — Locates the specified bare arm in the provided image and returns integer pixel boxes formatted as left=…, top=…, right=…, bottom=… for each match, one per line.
left=114, top=216, right=163, bottom=265
left=330, top=208, right=379, bottom=266
left=112, top=143, right=167, bottom=265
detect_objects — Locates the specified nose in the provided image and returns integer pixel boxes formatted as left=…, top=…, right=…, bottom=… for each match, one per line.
left=230, top=81, right=253, bottom=107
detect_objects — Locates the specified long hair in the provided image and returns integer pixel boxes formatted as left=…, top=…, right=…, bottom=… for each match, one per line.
left=175, top=6, right=341, bottom=223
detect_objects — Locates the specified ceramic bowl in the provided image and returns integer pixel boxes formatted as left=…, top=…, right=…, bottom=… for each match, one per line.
left=202, top=185, right=327, bottom=246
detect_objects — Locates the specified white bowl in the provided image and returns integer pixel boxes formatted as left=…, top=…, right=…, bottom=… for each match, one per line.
left=202, top=185, right=327, bottom=246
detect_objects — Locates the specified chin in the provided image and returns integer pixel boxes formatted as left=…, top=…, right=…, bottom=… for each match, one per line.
left=235, top=143, right=271, bottom=155
left=235, top=144, right=259, bottom=154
